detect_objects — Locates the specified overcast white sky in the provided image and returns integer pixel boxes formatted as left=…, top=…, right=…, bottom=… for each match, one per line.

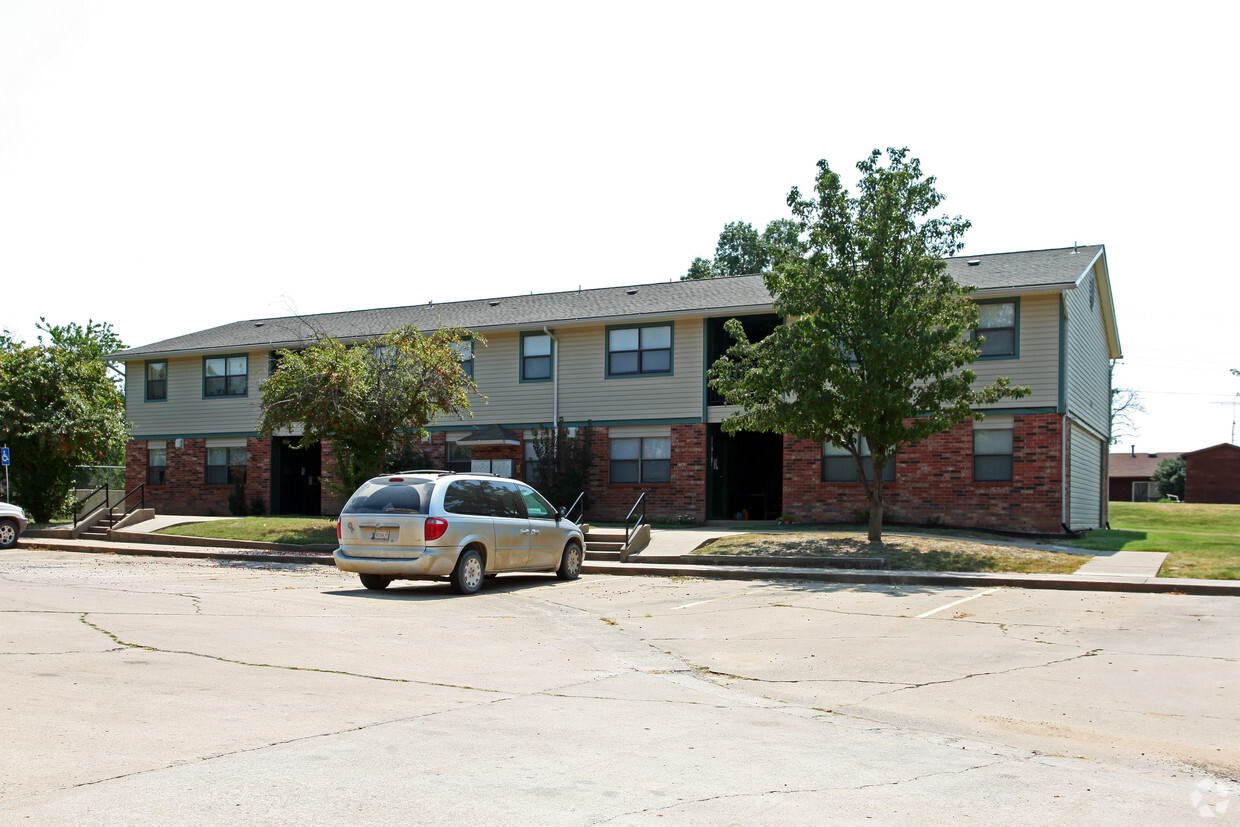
left=2, top=1, right=1237, bottom=453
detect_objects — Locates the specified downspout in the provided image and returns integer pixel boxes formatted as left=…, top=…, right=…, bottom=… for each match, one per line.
left=542, top=326, right=558, bottom=428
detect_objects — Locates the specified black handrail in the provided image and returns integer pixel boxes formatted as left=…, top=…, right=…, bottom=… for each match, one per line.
left=73, top=483, right=109, bottom=528
left=564, top=491, right=585, bottom=524
left=116, top=483, right=146, bottom=520
left=623, top=492, right=646, bottom=546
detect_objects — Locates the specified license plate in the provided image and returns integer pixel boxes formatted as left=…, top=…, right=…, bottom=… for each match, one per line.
left=369, top=529, right=390, bottom=541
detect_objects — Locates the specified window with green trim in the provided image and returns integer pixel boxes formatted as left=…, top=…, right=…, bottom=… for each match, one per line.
left=608, top=324, right=671, bottom=375
left=453, top=341, right=474, bottom=379
left=145, top=361, right=167, bottom=401
left=521, top=333, right=552, bottom=381
left=204, top=356, right=248, bottom=397
left=974, top=301, right=1016, bottom=357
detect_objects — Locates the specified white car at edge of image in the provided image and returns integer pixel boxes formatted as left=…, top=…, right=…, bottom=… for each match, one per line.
left=333, top=471, right=586, bottom=595
left=0, top=502, right=28, bottom=549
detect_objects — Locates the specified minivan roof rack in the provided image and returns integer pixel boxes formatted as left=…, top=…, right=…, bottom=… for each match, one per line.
left=395, top=469, right=451, bottom=476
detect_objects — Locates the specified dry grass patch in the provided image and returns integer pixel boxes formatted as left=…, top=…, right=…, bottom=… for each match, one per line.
left=695, top=531, right=1084, bottom=574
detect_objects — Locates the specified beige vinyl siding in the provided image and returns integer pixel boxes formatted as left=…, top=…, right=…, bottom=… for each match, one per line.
left=125, top=350, right=268, bottom=437
left=436, top=320, right=705, bottom=427
left=1064, top=263, right=1112, bottom=436
left=970, top=293, right=1059, bottom=410
left=1068, top=421, right=1104, bottom=530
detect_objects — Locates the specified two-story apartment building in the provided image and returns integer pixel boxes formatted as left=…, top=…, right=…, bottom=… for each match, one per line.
left=111, top=244, right=1121, bottom=534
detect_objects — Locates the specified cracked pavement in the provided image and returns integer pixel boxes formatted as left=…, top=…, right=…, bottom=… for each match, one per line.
left=1, top=549, right=1237, bottom=825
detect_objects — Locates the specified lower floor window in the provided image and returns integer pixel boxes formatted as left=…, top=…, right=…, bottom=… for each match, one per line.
left=822, top=438, right=894, bottom=483
left=447, top=441, right=472, bottom=473
left=523, top=439, right=542, bottom=485
left=610, top=437, right=671, bottom=484
left=206, top=447, right=247, bottom=485
left=148, top=448, right=166, bottom=486
left=973, top=428, right=1014, bottom=481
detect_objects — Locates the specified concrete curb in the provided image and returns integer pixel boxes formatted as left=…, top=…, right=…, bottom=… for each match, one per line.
left=14, top=537, right=1240, bottom=596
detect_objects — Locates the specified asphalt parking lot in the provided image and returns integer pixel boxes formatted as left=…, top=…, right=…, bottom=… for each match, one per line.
left=1, top=549, right=1237, bottom=824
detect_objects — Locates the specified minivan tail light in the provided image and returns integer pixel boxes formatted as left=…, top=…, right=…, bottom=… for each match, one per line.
left=336, top=519, right=342, bottom=540
left=424, top=517, right=448, bottom=541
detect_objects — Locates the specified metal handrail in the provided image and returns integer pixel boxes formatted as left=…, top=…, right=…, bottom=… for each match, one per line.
left=564, top=491, right=585, bottom=524
left=73, top=483, right=109, bottom=528
left=623, top=492, right=646, bottom=546
left=116, top=483, right=146, bottom=519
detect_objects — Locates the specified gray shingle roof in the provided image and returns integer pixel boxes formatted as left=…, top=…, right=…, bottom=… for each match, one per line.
left=113, top=245, right=1103, bottom=359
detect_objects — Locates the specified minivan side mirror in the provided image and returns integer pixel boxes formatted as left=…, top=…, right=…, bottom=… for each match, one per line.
left=555, top=506, right=565, bottom=522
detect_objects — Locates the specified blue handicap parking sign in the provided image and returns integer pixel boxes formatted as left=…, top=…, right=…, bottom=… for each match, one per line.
left=1, top=447, right=8, bottom=466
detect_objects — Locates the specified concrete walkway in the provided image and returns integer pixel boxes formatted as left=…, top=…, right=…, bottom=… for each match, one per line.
left=1074, top=550, right=1168, bottom=578
left=119, top=514, right=230, bottom=533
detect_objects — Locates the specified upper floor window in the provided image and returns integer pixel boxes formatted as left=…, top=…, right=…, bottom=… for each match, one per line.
left=973, top=427, right=1014, bottom=482
left=145, top=360, right=167, bottom=401
left=454, top=341, right=474, bottom=379
left=204, top=356, right=248, bottom=397
left=607, top=324, right=671, bottom=376
left=974, top=301, right=1017, bottom=358
left=609, top=437, right=671, bottom=484
left=822, top=438, right=895, bottom=483
left=521, top=333, right=552, bottom=381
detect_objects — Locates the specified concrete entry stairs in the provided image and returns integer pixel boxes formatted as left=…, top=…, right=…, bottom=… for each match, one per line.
left=583, top=524, right=651, bottom=563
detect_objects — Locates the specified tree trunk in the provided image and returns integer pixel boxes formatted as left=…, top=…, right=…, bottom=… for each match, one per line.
left=868, top=479, right=884, bottom=543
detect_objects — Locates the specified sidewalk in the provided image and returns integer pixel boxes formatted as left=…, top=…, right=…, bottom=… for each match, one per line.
left=12, top=531, right=1239, bottom=596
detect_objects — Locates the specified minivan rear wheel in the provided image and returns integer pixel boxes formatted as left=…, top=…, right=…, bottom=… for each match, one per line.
left=451, top=549, right=485, bottom=595
left=359, top=573, right=391, bottom=591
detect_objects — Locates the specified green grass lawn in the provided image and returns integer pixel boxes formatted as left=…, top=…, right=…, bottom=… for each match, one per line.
left=694, top=531, right=1084, bottom=575
left=1068, top=502, right=1240, bottom=580
left=155, top=516, right=337, bottom=545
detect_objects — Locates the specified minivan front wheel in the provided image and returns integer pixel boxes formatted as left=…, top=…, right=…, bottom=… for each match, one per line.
left=451, top=549, right=485, bottom=595
left=557, top=541, right=582, bottom=581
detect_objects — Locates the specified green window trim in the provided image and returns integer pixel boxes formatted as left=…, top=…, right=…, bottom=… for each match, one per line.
left=972, top=297, right=1020, bottom=361
left=202, top=354, right=249, bottom=399
left=605, top=321, right=674, bottom=379
left=144, top=359, right=168, bottom=402
left=519, top=331, right=554, bottom=383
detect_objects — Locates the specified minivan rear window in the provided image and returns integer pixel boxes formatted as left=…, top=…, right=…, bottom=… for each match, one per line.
left=343, top=481, right=434, bottom=515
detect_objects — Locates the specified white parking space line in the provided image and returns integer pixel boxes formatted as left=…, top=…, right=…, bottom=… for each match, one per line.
left=671, top=592, right=750, bottom=610
left=915, top=587, right=1000, bottom=619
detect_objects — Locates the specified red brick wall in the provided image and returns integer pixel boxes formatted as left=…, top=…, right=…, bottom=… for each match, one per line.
left=1185, top=446, right=1240, bottom=504
left=319, top=439, right=344, bottom=516
left=586, top=424, right=707, bottom=523
left=126, top=437, right=273, bottom=517
left=782, top=414, right=1066, bottom=534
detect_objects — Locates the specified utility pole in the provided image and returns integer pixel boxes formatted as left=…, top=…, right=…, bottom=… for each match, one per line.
left=1212, top=400, right=1239, bottom=443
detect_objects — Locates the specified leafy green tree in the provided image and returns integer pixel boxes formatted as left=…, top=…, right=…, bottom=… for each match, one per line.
left=683, top=219, right=800, bottom=280
left=258, top=326, right=482, bottom=499
left=1152, top=455, right=1186, bottom=501
left=0, top=320, right=128, bottom=521
left=709, top=147, right=1029, bottom=542
left=528, top=419, right=594, bottom=513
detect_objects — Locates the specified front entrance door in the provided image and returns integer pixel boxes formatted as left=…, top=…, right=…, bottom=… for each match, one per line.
left=274, top=438, right=322, bottom=515
left=706, top=426, right=783, bottom=521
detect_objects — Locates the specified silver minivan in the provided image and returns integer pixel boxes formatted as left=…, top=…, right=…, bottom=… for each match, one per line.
left=333, top=471, right=585, bottom=595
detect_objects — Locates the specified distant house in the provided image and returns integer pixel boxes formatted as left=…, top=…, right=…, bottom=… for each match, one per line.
left=1109, top=450, right=1180, bottom=502
left=1183, top=443, right=1240, bottom=504
left=108, top=244, right=1121, bottom=534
